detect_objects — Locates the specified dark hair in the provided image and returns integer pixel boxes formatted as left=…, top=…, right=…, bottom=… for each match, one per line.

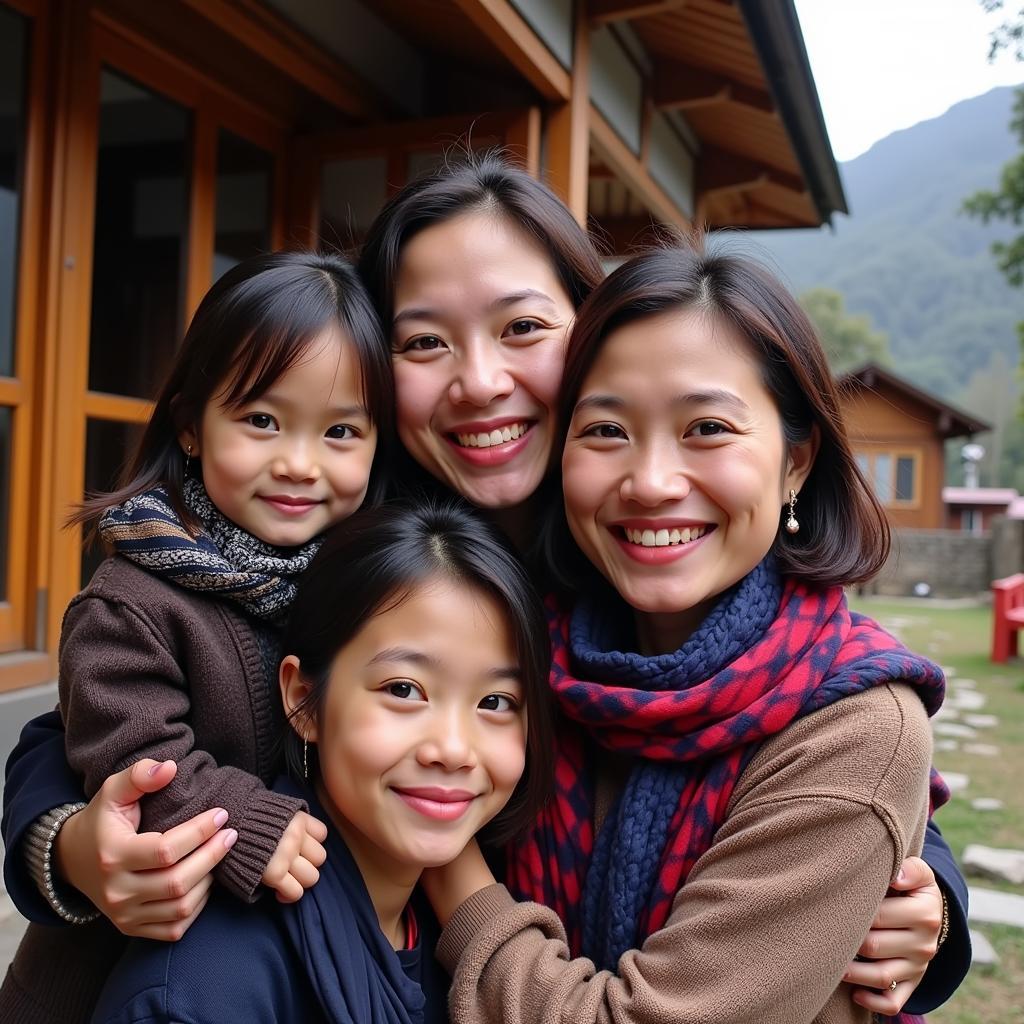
left=281, top=495, right=554, bottom=844
left=357, top=151, right=605, bottom=333
left=544, top=243, right=890, bottom=591
left=73, top=251, right=394, bottom=532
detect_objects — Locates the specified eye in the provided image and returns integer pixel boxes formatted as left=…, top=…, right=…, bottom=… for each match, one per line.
left=503, top=318, right=543, bottom=339
left=398, top=335, right=447, bottom=354
left=325, top=424, right=358, bottom=440
left=581, top=422, right=627, bottom=440
left=479, top=693, right=518, bottom=713
left=246, top=413, right=277, bottom=430
left=689, top=420, right=729, bottom=437
left=385, top=680, right=426, bottom=702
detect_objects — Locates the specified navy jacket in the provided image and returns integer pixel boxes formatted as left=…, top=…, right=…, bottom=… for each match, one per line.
left=3, top=709, right=970, bottom=1013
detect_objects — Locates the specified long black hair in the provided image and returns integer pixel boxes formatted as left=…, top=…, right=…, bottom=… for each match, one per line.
left=281, top=495, right=554, bottom=843
left=73, top=251, right=394, bottom=533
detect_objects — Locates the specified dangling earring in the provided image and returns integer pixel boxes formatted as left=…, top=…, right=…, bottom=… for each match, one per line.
left=303, top=738, right=308, bottom=780
left=184, top=444, right=192, bottom=478
left=785, top=488, right=800, bottom=534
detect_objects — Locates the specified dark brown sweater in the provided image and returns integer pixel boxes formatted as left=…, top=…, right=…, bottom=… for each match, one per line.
left=1, top=556, right=305, bottom=1024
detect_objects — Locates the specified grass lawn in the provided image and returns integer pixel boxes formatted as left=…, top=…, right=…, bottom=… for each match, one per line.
left=849, top=596, right=1024, bottom=1024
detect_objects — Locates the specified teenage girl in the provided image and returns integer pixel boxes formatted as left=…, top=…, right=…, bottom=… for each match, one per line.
left=89, top=497, right=554, bottom=1024
left=0, top=250, right=392, bottom=1024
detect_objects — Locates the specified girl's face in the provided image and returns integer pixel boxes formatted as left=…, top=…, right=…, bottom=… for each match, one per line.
left=391, top=212, right=575, bottom=509
left=562, top=309, right=815, bottom=648
left=181, top=328, right=376, bottom=547
left=281, top=576, right=526, bottom=872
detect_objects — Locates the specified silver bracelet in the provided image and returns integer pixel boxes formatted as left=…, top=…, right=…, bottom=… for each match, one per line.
left=24, top=803, right=101, bottom=924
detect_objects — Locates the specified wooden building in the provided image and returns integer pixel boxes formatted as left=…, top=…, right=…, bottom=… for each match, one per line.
left=838, top=363, right=989, bottom=530
left=0, top=0, right=845, bottom=718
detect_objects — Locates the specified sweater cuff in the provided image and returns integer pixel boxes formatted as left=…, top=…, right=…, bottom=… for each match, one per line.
left=436, top=883, right=519, bottom=974
left=23, top=803, right=101, bottom=925
left=215, top=790, right=306, bottom=902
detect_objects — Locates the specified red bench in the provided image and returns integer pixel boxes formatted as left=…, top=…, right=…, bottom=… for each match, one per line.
left=992, top=574, right=1024, bottom=663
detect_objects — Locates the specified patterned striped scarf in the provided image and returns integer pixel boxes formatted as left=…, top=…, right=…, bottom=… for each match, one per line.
left=507, top=560, right=947, bottom=1024
left=98, top=479, right=322, bottom=622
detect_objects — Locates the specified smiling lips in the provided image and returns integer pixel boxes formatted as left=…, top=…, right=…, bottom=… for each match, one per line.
left=391, top=786, right=478, bottom=822
left=260, top=494, right=322, bottom=516
left=445, top=419, right=536, bottom=467
left=613, top=522, right=714, bottom=564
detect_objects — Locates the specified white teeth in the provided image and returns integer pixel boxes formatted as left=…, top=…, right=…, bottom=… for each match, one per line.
left=455, top=422, right=529, bottom=448
left=623, top=525, right=707, bottom=547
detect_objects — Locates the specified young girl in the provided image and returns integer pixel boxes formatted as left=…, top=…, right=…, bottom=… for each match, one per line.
left=89, top=497, right=554, bottom=1024
left=0, top=251, right=392, bottom=1024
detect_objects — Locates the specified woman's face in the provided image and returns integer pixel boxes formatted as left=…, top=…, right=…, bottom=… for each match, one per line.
left=391, top=212, right=575, bottom=509
left=562, top=308, right=815, bottom=645
left=281, top=577, right=526, bottom=875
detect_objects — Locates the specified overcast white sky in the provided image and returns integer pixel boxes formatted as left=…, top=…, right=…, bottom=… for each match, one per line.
left=794, top=0, right=1024, bottom=161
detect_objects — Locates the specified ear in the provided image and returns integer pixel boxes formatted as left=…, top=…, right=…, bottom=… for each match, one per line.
left=782, top=424, right=820, bottom=499
left=177, top=424, right=199, bottom=460
left=279, top=654, right=318, bottom=743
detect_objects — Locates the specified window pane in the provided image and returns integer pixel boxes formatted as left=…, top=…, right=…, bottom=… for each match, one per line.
left=320, top=156, right=387, bottom=246
left=872, top=453, right=892, bottom=503
left=0, top=406, right=11, bottom=600
left=88, top=71, right=190, bottom=400
left=213, top=130, right=272, bottom=282
left=0, top=7, right=28, bottom=379
left=895, top=456, right=915, bottom=502
left=81, top=418, right=145, bottom=585
left=854, top=452, right=869, bottom=478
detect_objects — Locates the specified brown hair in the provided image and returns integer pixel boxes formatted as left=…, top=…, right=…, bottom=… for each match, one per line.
left=544, top=242, right=890, bottom=590
left=72, top=251, right=394, bottom=534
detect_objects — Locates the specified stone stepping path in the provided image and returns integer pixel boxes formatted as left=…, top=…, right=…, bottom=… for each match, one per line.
left=971, top=798, right=1004, bottom=812
left=963, top=742, right=1000, bottom=757
left=964, top=846, right=1024, bottom=885
left=969, top=929, right=999, bottom=965
left=934, top=722, right=978, bottom=738
left=964, top=713, right=999, bottom=729
left=942, top=772, right=970, bottom=794
left=968, top=887, right=1024, bottom=929
left=935, top=738, right=959, bottom=752
left=948, top=690, right=987, bottom=711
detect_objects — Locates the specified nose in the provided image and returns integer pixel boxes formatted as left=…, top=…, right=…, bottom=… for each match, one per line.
left=416, top=707, right=478, bottom=772
left=619, top=444, right=689, bottom=506
left=448, top=340, right=515, bottom=407
left=271, top=438, right=320, bottom=483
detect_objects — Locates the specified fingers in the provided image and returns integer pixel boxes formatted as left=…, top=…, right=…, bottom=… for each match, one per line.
left=855, top=927, right=938, bottom=962
left=887, top=855, right=935, bottom=893
left=844, top=956, right=917, bottom=990
left=120, top=809, right=235, bottom=872
left=289, top=856, right=321, bottom=891
left=300, top=831, right=327, bottom=869
left=127, top=887, right=213, bottom=942
left=866, top=885, right=943, bottom=934
left=306, top=815, right=328, bottom=843
left=118, top=873, right=216, bottom=937
left=100, top=760, right=178, bottom=811
left=850, top=978, right=917, bottom=1016
left=273, top=872, right=306, bottom=904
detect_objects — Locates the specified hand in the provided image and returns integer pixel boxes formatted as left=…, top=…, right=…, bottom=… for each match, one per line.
left=261, top=810, right=327, bottom=902
left=420, top=838, right=496, bottom=926
left=54, top=759, right=238, bottom=941
left=842, top=856, right=944, bottom=1016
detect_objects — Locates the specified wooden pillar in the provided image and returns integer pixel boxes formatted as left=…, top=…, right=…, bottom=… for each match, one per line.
left=545, top=1, right=589, bottom=225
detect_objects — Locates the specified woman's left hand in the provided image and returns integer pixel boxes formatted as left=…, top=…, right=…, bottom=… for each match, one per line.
left=420, top=839, right=496, bottom=926
left=842, top=856, right=944, bottom=1016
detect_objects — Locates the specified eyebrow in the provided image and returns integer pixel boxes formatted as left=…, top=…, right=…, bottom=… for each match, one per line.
left=573, top=389, right=751, bottom=416
left=392, top=289, right=559, bottom=330
left=366, top=646, right=520, bottom=680
left=245, top=392, right=369, bottom=420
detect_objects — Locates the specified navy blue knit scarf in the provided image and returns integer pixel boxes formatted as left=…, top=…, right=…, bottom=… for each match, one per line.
left=574, top=560, right=782, bottom=968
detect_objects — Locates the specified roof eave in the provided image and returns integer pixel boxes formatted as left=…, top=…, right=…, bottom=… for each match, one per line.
left=736, top=0, right=848, bottom=225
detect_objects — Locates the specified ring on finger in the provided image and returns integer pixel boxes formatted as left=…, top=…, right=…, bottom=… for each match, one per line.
left=889, top=979, right=898, bottom=992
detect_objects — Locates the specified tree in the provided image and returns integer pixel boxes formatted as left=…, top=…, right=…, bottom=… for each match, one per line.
left=799, top=288, right=891, bottom=373
left=963, top=4, right=1024, bottom=297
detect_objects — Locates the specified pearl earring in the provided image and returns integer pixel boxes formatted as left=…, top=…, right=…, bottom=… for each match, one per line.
left=785, top=489, right=800, bottom=534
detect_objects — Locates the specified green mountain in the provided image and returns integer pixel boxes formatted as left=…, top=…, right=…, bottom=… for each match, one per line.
left=749, top=85, right=1024, bottom=400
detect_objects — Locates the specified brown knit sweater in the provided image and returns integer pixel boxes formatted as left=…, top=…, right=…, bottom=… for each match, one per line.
left=0, top=556, right=305, bottom=1024
left=437, top=683, right=932, bottom=1024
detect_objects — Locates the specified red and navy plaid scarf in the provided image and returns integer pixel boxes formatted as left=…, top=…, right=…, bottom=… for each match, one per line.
left=507, top=561, right=947, bottom=1024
